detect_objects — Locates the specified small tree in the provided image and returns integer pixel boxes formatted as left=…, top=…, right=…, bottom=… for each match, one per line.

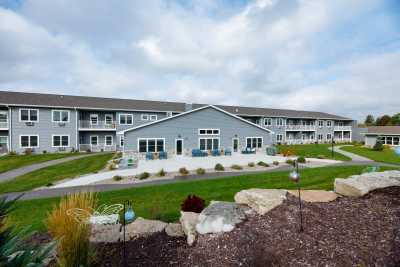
left=391, top=113, right=400, bottom=126
left=364, top=114, right=375, bottom=126
left=376, top=115, right=392, bottom=126
left=373, top=138, right=384, bottom=151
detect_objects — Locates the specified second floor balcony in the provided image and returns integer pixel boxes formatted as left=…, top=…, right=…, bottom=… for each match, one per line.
left=285, top=124, right=316, bottom=131
left=0, top=121, right=8, bottom=129
left=334, top=126, right=352, bottom=131
left=79, top=120, right=116, bottom=130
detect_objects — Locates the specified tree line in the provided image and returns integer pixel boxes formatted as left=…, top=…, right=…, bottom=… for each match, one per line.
left=362, top=113, right=400, bottom=126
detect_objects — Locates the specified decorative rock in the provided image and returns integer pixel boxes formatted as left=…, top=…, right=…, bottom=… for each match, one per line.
left=234, top=189, right=287, bottom=215
left=165, top=223, right=184, bottom=237
left=334, top=171, right=400, bottom=197
left=287, top=190, right=338, bottom=202
left=196, top=201, right=246, bottom=234
left=125, top=217, right=167, bottom=240
left=179, top=211, right=199, bottom=246
left=90, top=224, right=122, bottom=243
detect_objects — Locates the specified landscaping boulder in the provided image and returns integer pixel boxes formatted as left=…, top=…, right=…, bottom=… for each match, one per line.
left=234, top=189, right=287, bottom=215
left=125, top=217, right=167, bottom=240
left=180, top=211, right=199, bottom=246
left=196, top=201, right=247, bottom=234
left=165, top=223, right=184, bottom=237
left=90, top=224, right=122, bottom=243
left=335, top=171, right=400, bottom=197
left=287, top=190, right=338, bottom=202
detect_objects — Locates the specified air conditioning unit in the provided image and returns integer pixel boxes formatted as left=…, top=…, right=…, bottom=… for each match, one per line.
left=25, top=121, right=34, bottom=126
left=58, top=122, right=66, bottom=127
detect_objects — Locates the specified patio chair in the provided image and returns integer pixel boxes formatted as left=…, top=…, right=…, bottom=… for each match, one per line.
left=266, top=146, right=277, bottom=156
left=146, top=152, right=154, bottom=160
left=192, top=149, right=207, bottom=157
left=241, top=147, right=255, bottom=154
left=211, top=149, right=220, bottom=156
left=159, top=151, right=168, bottom=159
left=224, top=148, right=232, bottom=156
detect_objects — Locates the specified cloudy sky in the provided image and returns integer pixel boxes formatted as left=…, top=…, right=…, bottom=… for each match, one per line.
left=0, top=0, right=399, bottom=121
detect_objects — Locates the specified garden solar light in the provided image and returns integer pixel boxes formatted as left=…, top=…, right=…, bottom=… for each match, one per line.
left=123, top=200, right=136, bottom=267
left=289, top=160, right=304, bottom=232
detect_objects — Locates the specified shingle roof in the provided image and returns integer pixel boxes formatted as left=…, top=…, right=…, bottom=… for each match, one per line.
left=0, top=91, right=186, bottom=112
left=191, top=103, right=352, bottom=120
left=366, top=126, right=400, bottom=135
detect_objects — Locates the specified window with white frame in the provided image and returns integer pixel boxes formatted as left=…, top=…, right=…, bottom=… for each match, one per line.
left=138, top=138, right=165, bottom=152
left=326, top=120, right=332, bottom=127
left=198, top=129, right=220, bottom=135
left=105, top=135, right=113, bottom=146
left=166, top=111, right=173, bottom=117
left=264, top=118, right=272, bottom=126
left=90, top=136, right=98, bottom=145
left=199, top=138, right=219, bottom=150
left=141, top=114, right=149, bottom=121
left=53, top=135, right=69, bottom=147
left=119, top=136, right=124, bottom=147
left=149, top=114, right=158, bottom=121
left=326, top=133, right=332, bottom=140
left=20, top=135, right=38, bottom=148
left=276, top=118, right=285, bottom=127
left=105, top=114, right=113, bottom=125
left=119, top=114, right=133, bottom=125
left=52, top=110, right=69, bottom=123
left=318, top=120, right=324, bottom=127
left=246, top=137, right=262, bottom=148
left=0, top=111, right=8, bottom=123
left=318, top=134, right=323, bottom=141
left=20, top=109, right=38, bottom=122
left=90, top=114, right=98, bottom=125
left=276, top=134, right=283, bottom=142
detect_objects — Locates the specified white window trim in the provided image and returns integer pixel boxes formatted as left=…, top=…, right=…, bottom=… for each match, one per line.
left=198, top=137, right=220, bottom=151
left=166, top=111, right=173, bottom=117
left=19, top=108, right=39, bottom=122
left=326, top=134, right=332, bottom=141
left=276, top=134, right=283, bottom=142
left=119, top=114, right=133, bottom=125
left=119, top=135, right=124, bottom=147
left=105, top=114, right=113, bottom=125
left=90, top=114, right=98, bottom=125
left=326, top=120, right=332, bottom=127
left=141, top=114, right=149, bottom=121
left=51, top=110, right=70, bottom=123
left=246, top=136, right=263, bottom=148
left=149, top=114, right=158, bottom=121
left=264, top=118, right=272, bottom=126
left=0, top=111, right=8, bottom=123
left=90, top=135, right=99, bottom=146
left=52, top=135, right=70, bottom=148
left=137, top=138, right=166, bottom=153
left=198, top=128, right=220, bottom=135
left=105, top=135, right=114, bottom=146
left=276, top=118, right=285, bottom=127
left=19, top=135, right=39, bottom=148
left=318, top=120, right=324, bottom=128
left=175, top=138, right=184, bottom=154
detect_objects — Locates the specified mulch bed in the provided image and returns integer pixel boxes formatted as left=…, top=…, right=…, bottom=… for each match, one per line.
left=87, top=187, right=400, bottom=266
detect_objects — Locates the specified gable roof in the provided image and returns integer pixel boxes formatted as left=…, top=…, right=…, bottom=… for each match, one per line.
left=192, top=103, right=352, bottom=120
left=118, top=105, right=274, bottom=134
left=0, top=91, right=186, bottom=112
left=364, top=126, right=400, bottom=135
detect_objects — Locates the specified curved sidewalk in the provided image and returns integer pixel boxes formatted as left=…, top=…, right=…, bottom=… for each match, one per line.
left=330, top=146, right=374, bottom=162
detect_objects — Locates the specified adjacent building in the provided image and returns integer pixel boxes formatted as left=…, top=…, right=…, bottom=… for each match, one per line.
left=362, top=126, right=400, bottom=147
left=0, top=91, right=355, bottom=155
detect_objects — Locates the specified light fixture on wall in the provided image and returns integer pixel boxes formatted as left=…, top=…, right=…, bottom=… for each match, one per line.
left=178, top=134, right=181, bottom=138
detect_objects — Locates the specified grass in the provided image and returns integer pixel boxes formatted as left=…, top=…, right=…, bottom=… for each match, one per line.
left=277, top=144, right=351, bottom=161
left=341, top=146, right=400, bottom=164
left=8, top=165, right=398, bottom=232
left=0, top=152, right=83, bottom=174
left=0, top=153, right=114, bottom=194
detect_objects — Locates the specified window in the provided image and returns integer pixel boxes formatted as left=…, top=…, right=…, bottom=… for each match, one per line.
left=166, top=111, right=173, bottom=117
left=276, top=134, right=283, bottom=142
left=326, top=134, right=332, bottom=140
left=52, top=110, right=69, bottom=122
left=141, top=114, right=149, bottom=121
left=105, top=135, right=113, bottom=146
left=138, top=138, right=165, bottom=152
left=90, top=136, right=98, bottom=146
left=264, top=118, right=272, bottom=126
left=393, top=137, right=399, bottom=146
left=0, top=111, right=8, bottom=123
left=90, top=114, right=98, bottom=125
left=149, top=114, right=158, bottom=121
left=198, top=129, right=220, bottom=135
left=52, top=135, right=69, bottom=147
left=386, top=136, right=393, bottom=145
left=326, top=120, right=332, bottom=127
left=20, top=109, right=38, bottom=122
left=318, top=120, right=324, bottom=127
left=246, top=137, right=263, bottom=149
left=119, top=136, right=124, bottom=147
left=119, top=114, right=133, bottom=125
left=20, top=135, right=38, bottom=148
left=318, top=134, right=323, bottom=141
left=105, top=114, right=113, bottom=125
left=199, top=138, right=219, bottom=150
left=276, top=118, right=285, bottom=127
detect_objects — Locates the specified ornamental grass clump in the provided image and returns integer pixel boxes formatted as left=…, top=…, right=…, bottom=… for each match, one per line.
left=196, top=168, right=206, bottom=175
left=248, top=162, right=255, bottom=167
left=181, top=194, right=206, bottom=213
left=257, top=161, right=269, bottom=167
left=137, top=172, right=150, bottom=180
left=231, top=164, right=243, bottom=170
left=214, top=163, right=224, bottom=171
left=47, top=192, right=97, bottom=267
left=297, top=156, right=306, bottom=163
left=179, top=167, right=189, bottom=176
left=157, top=168, right=167, bottom=177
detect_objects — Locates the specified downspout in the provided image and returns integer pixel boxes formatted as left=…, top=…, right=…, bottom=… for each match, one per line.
left=8, top=105, right=11, bottom=152
left=75, top=107, right=78, bottom=151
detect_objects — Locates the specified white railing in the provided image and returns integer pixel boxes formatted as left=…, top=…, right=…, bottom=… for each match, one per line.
left=285, top=139, right=316, bottom=145
left=334, top=126, right=352, bottom=131
left=285, top=125, right=316, bottom=131
left=335, top=138, right=351, bottom=143
left=79, top=144, right=117, bottom=152
left=0, top=121, right=8, bottom=129
left=79, top=120, right=116, bottom=130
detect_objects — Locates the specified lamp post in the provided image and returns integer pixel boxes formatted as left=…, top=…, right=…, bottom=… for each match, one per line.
left=289, top=160, right=304, bottom=232
left=331, top=136, right=335, bottom=159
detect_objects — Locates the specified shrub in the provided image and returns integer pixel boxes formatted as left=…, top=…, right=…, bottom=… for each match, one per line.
left=8, top=150, right=16, bottom=156
left=181, top=194, right=205, bottom=213
left=231, top=164, right=243, bottom=170
left=42, top=150, right=47, bottom=154
left=178, top=167, right=189, bottom=176
left=214, top=163, right=224, bottom=171
left=257, top=161, right=269, bottom=167
left=24, top=148, right=33, bottom=155
left=46, top=182, right=53, bottom=187
left=137, top=172, right=150, bottom=180
left=157, top=168, right=166, bottom=177
left=280, top=148, right=294, bottom=157
left=373, top=140, right=384, bottom=151
left=47, top=192, right=97, bottom=267
left=108, top=163, right=117, bottom=171
left=196, top=168, right=206, bottom=175
left=273, top=161, right=279, bottom=166
left=113, top=175, right=123, bottom=181
left=248, top=162, right=255, bottom=167
left=285, top=159, right=294, bottom=165
left=297, top=156, right=306, bottom=163
left=383, top=145, right=392, bottom=151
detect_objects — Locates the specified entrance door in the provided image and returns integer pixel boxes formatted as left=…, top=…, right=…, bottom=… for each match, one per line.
left=232, top=138, right=239, bottom=152
left=175, top=139, right=183, bottom=155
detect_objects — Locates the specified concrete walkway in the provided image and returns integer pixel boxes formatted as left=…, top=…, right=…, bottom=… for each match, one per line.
left=330, top=146, right=374, bottom=162
left=0, top=153, right=106, bottom=183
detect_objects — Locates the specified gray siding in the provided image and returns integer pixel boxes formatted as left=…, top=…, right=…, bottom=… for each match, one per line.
left=123, top=107, right=273, bottom=153
left=116, top=111, right=168, bottom=131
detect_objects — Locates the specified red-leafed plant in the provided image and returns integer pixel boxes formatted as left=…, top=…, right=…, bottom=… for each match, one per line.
left=181, top=195, right=206, bottom=213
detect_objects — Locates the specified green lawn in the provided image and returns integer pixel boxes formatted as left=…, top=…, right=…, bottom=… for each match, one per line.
left=341, top=146, right=400, bottom=164
left=0, top=153, right=114, bottom=194
left=0, top=152, right=83, bottom=174
left=8, top=165, right=397, bottom=232
left=277, top=144, right=351, bottom=161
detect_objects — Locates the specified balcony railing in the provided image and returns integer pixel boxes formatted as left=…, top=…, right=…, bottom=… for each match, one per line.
left=334, top=126, right=352, bottom=131
left=79, top=120, right=116, bottom=130
left=285, top=125, right=316, bottom=131
left=79, top=144, right=117, bottom=152
left=285, top=139, right=316, bottom=145
left=0, top=121, right=8, bottom=129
